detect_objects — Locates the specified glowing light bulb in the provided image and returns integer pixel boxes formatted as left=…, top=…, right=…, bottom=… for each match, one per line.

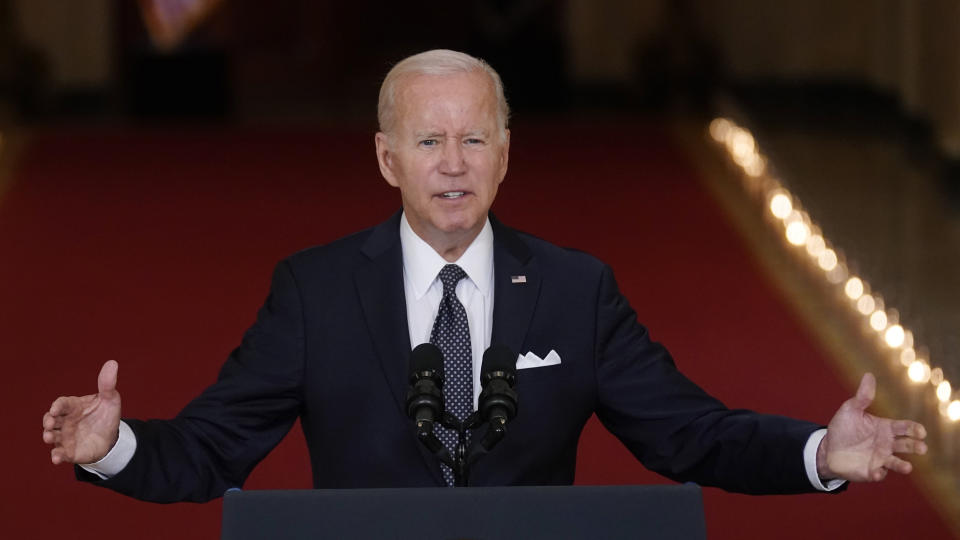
left=817, top=249, right=838, bottom=271
left=931, top=367, right=943, bottom=386
left=870, top=310, right=887, bottom=331
left=948, top=400, right=960, bottom=421
left=709, top=118, right=732, bottom=142
left=856, top=294, right=875, bottom=315
left=937, top=381, right=952, bottom=402
left=786, top=221, right=810, bottom=246
left=900, top=347, right=916, bottom=367
left=770, top=193, right=793, bottom=219
left=733, top=149, right=756, bottom=168
left=844, top=277, right=864, bottom=300
left=744, top=156, right=765, bottom=177
left=731, top=129, right=756, bottom=161
left=908, top=361, right=930, bottom=383
left=805, top=234, right=825, bottom=257
left=883, top=324, right=904, bottom=347
left=826, top=264, right=848, bottom=284
left=785, top=210, right=803, bottom=225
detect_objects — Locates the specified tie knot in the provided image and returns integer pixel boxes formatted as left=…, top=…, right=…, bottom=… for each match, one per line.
left=438, top=264, right=467, bottom=295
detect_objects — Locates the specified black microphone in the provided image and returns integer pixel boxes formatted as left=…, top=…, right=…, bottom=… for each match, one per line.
left=478, top=344, right=518, bottom=425
left=406, top=343, right=445, bottom=427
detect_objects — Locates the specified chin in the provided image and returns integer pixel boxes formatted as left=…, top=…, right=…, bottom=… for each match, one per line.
left=436, top=219, right=482, bottom=237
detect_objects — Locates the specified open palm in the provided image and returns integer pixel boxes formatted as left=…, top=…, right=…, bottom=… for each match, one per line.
left=42, top=360, right=122, bottom=465
left=819, top=373, right=927, bottom=482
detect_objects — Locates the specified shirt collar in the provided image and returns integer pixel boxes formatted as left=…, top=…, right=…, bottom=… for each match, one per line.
left=400, top=211, right=494, bottom=300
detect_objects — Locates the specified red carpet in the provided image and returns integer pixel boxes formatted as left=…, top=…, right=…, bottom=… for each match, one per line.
left=2, top=121, right=952, bottom=538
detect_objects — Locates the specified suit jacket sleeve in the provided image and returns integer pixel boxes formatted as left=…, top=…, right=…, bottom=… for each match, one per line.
left=592, top=263, right=822, bottom=494
left=76, top=260, right=306, bottom=503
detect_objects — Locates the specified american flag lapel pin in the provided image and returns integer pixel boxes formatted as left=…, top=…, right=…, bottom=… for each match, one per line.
left=511, top=275, right=527, bottom=284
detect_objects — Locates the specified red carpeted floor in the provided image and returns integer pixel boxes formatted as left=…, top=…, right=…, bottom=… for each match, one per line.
left=2, top=121, right=952, bottom=538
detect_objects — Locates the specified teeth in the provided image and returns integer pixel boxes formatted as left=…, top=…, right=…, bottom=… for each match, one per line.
left=442, top=191, right=465, bottom=198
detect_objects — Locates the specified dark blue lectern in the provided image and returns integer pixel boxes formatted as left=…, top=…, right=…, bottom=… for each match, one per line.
left=221, top=484, right=706, bottom=540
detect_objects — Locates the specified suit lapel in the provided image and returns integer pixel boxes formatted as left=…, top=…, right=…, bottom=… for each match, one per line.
left=490, top=214, right=541, bottom=358
left=355, top=211, right=444, bottom=483
left=355, top=211, right=411, bottom=414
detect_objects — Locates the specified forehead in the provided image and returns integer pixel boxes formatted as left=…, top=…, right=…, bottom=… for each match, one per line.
left=394, top=71, right=498, bottom=131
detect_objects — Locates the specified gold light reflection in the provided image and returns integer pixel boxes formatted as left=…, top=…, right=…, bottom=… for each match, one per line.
left=844, top=277, right=864, bottom=300
left=937, top=380, right=952, bottom=402
left=948, top=400, right=960, bottom=422
left=931, top=367, right=944, bottom=386
left=805, top=234, right=826, bottom=258
left=770, top=193, right=793, bottom=219
left=825, top=264, right=847, bottom=284
left=900, top=347, right=916, bottom=367
left=709, top=118, right=733, bottom=142
left=908, top=360, right=931, bottom=383
left=883, top=325, right=905, bottom=348
left=817, top=249, right=838, bottom=271
left=869, top=310, right=888, bottom=332
left=743, top=155, right=766, bottom=177
left=730, top=128, right=756, bottom=162
left=709, top=116, right=957, bottom=417
left=785, top=221, right=810, bottom=246
left=856, top=294, right=875, bottom=315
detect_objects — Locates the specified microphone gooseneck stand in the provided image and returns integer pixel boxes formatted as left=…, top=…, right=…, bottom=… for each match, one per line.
left=408, top=344, right=519, bottom=487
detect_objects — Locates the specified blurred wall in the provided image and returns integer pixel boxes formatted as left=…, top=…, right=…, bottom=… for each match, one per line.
left=568, top=0, right=960, bottom=156
left=13, top=0, right=113, bottom=89
left=9, top=0, right=960, bottom=156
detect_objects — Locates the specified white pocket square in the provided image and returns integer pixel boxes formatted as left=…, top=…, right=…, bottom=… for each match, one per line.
left=516, top=349, right=562, bottom=370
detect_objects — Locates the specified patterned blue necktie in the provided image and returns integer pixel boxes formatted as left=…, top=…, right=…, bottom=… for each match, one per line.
left=430, top=264, right=472, bottom=486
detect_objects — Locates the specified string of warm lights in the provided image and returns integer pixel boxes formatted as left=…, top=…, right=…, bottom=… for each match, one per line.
left=708, top=117, right=960, bottom=422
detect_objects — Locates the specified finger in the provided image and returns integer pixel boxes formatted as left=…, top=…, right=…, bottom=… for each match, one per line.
left=49, top=396, right=73, bottom=416
left=884, top=454, right=913, bottom=475
left=42, top=412, right=61, bottom=430
left=891, top=420, right=927, bottom=440
left=870, top=466, right=888, bottom=482
left=98, top=360, right=119, bottom=395
left=42, top=429, right=60, bottom=445
left=851, top=372, right=876, bottom=411
left=892, top=437, right=927, bottom=455
left=51, top=447, right=65, bottom=465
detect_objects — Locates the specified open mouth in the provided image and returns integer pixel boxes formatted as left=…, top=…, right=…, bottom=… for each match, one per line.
left=439, top=191, right=466, bottom=199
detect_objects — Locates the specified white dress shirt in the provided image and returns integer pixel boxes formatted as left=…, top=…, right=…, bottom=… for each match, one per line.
left=399, top=212, right=494, bottom=409
left=82, top=211, right=842, bottom=491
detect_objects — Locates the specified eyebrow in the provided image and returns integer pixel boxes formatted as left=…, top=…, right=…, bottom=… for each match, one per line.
left=412, top=129, right=490, bottom=138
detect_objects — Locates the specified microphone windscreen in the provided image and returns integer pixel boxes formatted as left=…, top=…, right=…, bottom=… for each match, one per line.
left=481, top=344, right=516, bottom=377
left=410, top=342, right=444, bottom=374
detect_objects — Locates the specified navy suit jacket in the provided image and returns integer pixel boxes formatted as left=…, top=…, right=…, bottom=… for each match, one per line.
left=82, top=212, right=822, bottom=502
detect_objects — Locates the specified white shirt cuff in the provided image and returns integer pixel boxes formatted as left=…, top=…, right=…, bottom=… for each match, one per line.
left=79, top=420, right=137, bottom=479
left=803, top=428, right=846, bottom=491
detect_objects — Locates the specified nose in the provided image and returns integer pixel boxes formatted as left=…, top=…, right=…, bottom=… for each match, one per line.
left=439, top=139, right=466, bottom=176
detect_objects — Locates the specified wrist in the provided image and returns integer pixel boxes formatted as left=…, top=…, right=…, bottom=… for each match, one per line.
left=816, top=435, right=832, bottom=479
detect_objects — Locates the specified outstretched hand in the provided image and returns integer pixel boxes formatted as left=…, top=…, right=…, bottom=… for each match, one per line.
left=42, top=360, right=122, bottom=465
left=818, top=372, right=927, bottom=482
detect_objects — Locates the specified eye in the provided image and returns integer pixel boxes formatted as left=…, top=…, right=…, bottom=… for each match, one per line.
left=464, top=137, right=485, bottom=146
left=419, top=139, right=438, bottom=147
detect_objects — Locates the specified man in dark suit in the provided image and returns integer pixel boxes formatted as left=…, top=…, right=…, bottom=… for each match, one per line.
left=42, top=50, right=927, bottom=502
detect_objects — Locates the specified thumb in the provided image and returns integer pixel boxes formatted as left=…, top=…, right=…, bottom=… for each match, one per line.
left=850, top=372, right=876, bottom=411
left=97, top=360, right=119, bottom=395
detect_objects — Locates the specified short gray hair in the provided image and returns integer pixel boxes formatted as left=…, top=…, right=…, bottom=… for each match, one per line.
left=377, top=49, right=510, bottom=139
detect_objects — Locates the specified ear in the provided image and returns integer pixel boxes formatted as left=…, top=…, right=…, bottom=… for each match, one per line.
left=496, top=129, right=510, bottom=185
left=375, top=132, right=399, bottom=187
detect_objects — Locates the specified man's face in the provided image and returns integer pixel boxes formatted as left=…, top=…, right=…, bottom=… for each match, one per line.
left=376, top=71, right=510, bottom=255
